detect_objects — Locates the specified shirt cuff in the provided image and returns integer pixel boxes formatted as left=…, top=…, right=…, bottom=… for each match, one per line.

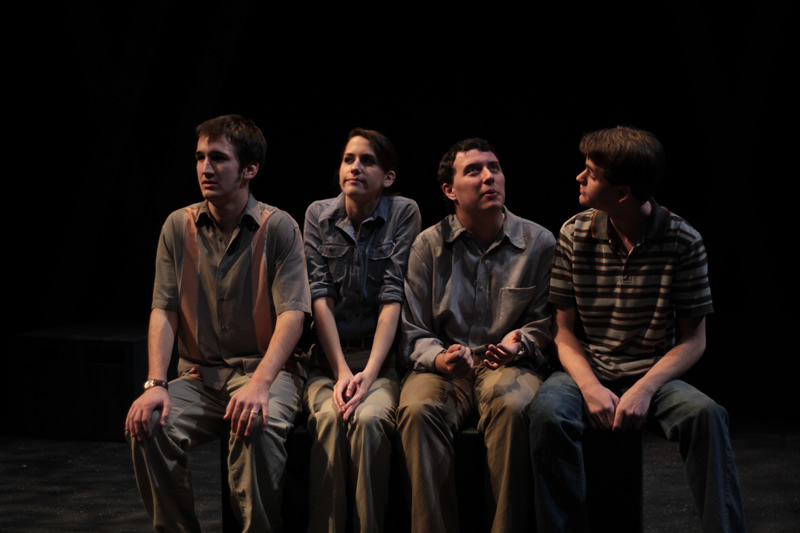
left=411, top=341, right=446, bottom=372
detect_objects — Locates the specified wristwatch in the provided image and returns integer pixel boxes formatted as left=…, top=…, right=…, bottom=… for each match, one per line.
left=515, top=345, right=526, bottom=360
left=143, top=379, right=168, bottom=391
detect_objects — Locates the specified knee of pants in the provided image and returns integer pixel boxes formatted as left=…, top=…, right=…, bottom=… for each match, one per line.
left=396, top=396, right=444, bottom=433
left=529, top=392, right=584, bottom=449
left=149, top=409, right=163, bottom=428
left=481, top=393, right=531, bottom=433
left=684, top=395, right=729, bottom=433
left=529, top=386, right=573, bottom=424
left=127, top=410, right=178, bottom=454
left=146, top=410, right=171, bottom=441
left=308, top=404, right=342, bottom=439
left=351, top=404, right=394, bottom=439
left=245, top=418, right=287, bottom=457
left=125, top=409, right=165, bottom=442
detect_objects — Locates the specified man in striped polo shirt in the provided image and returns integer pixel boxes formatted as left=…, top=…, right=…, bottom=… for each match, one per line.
left=529, top=126, right=745, bottom=532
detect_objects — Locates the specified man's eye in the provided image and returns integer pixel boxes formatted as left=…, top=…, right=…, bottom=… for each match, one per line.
left=343, top=156, right=354, bottom=164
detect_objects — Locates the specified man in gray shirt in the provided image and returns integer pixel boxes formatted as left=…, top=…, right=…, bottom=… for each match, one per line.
left=397, top=138, right=556, bottom=533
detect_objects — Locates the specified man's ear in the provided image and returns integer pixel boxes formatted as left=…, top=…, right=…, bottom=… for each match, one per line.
left=383, top=171, right=396, bottom=188
left=442, top=182, right=456, bottom=201
left=616, top=185, right=632, bottom=204
left=241, top=163, right=259, bottom=182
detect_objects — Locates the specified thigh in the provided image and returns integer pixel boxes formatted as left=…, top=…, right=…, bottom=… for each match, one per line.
left=474, top=363, right=542, bottom=417
left=162, top=376, right=227, bottom=447
left=304, top=369, right=336, bottom=416
left=266, top=370, right=304, bottom=428
left=227, top=369, right=303, bottom=432
left=648, top=379, right=725, bottom=441
left=353, top=367, right=400, bottom=422
left=529, top=371, right=587, bottom=432
left=398, top=371, right=474, bottom=431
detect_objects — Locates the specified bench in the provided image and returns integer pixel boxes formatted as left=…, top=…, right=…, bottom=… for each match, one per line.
left=220, top=425, right=642, bottom=532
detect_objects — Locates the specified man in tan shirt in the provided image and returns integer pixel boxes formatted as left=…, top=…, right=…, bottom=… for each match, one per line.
left=125, top=115, right=310, bottom=532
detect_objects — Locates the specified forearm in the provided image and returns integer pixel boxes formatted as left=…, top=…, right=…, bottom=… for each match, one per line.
left=312, top=298, right=351, bottom=379
left=628, top=317, right=706, bottom=397
left=250, top=310, right=305, bottom=388
left=363, top=302, right=401, bottom=380
left=552, top=305, right=603, bottom=393
left=147, top=308, right=178, bottom=381
left=555, top=327, right=603, bottom=392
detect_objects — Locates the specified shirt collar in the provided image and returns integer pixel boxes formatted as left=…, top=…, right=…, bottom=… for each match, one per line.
left=589, top=199, right=669, bottom=242
left=321, top=192, right=389, bottom=225
left=197, top=194, right=262, bottom=228
left=443, top=207, right=525, bottom=249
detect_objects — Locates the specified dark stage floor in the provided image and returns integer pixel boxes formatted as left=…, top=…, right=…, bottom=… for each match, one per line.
left=1, top=418, right=797, bottom=532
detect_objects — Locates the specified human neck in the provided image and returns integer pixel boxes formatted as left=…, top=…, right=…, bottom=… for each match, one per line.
left=607, top=199, right=652, bottom=252
left=345, top=194, right=381, bottom=237
left=208, top=192, right=250, bottom=235
left=456, top=207, right=504, bottom=249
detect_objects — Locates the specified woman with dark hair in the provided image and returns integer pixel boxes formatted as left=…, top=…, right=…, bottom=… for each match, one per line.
left=303, top=129, right=421, bottom=532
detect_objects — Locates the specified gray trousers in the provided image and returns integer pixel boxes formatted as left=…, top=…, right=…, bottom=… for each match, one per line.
left=396, top=363, right=542, bottom=533
left=128, top=368, right=303, bottom=533
left=304, top=351, right=399, bottom=533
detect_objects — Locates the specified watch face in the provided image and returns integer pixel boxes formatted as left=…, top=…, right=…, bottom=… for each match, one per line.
left=144, top=380, right=154, bottom=390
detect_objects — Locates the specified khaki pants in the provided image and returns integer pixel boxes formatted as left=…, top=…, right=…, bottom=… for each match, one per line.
left=304, top=349, right=399, bottom=533
left=396, top=364, right=542, bottom=533
left=128, top=368, right=303, bottom=533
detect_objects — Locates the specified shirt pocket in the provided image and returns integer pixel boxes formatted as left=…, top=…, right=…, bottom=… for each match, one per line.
left=318, top=243, right=350, bottom=284
left=367, top=241, right=396, bottom=285
left=498, top=286, right=537, bottom=326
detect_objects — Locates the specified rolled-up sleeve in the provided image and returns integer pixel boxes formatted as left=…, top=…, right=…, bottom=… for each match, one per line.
left=517, top=229, right=556, bottom=367
left=400, top=234, right=446, bottom=371
left=379, top=198, right=421, bottom=305
left=303, top=202, right=338, bottom=303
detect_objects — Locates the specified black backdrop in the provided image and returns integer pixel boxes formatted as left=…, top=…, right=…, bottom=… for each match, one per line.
left=13, top=2, right=793, bottom=419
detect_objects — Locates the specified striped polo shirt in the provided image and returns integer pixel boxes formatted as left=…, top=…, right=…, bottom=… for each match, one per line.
left=549, top=201, right=713, bottom=382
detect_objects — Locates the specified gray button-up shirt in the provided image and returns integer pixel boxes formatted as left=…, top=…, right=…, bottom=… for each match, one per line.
left=401, top=208, right=556, bottom=372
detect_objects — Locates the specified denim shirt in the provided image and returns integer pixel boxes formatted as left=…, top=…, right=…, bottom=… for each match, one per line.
left=304, top=193, right=421, bottom=341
